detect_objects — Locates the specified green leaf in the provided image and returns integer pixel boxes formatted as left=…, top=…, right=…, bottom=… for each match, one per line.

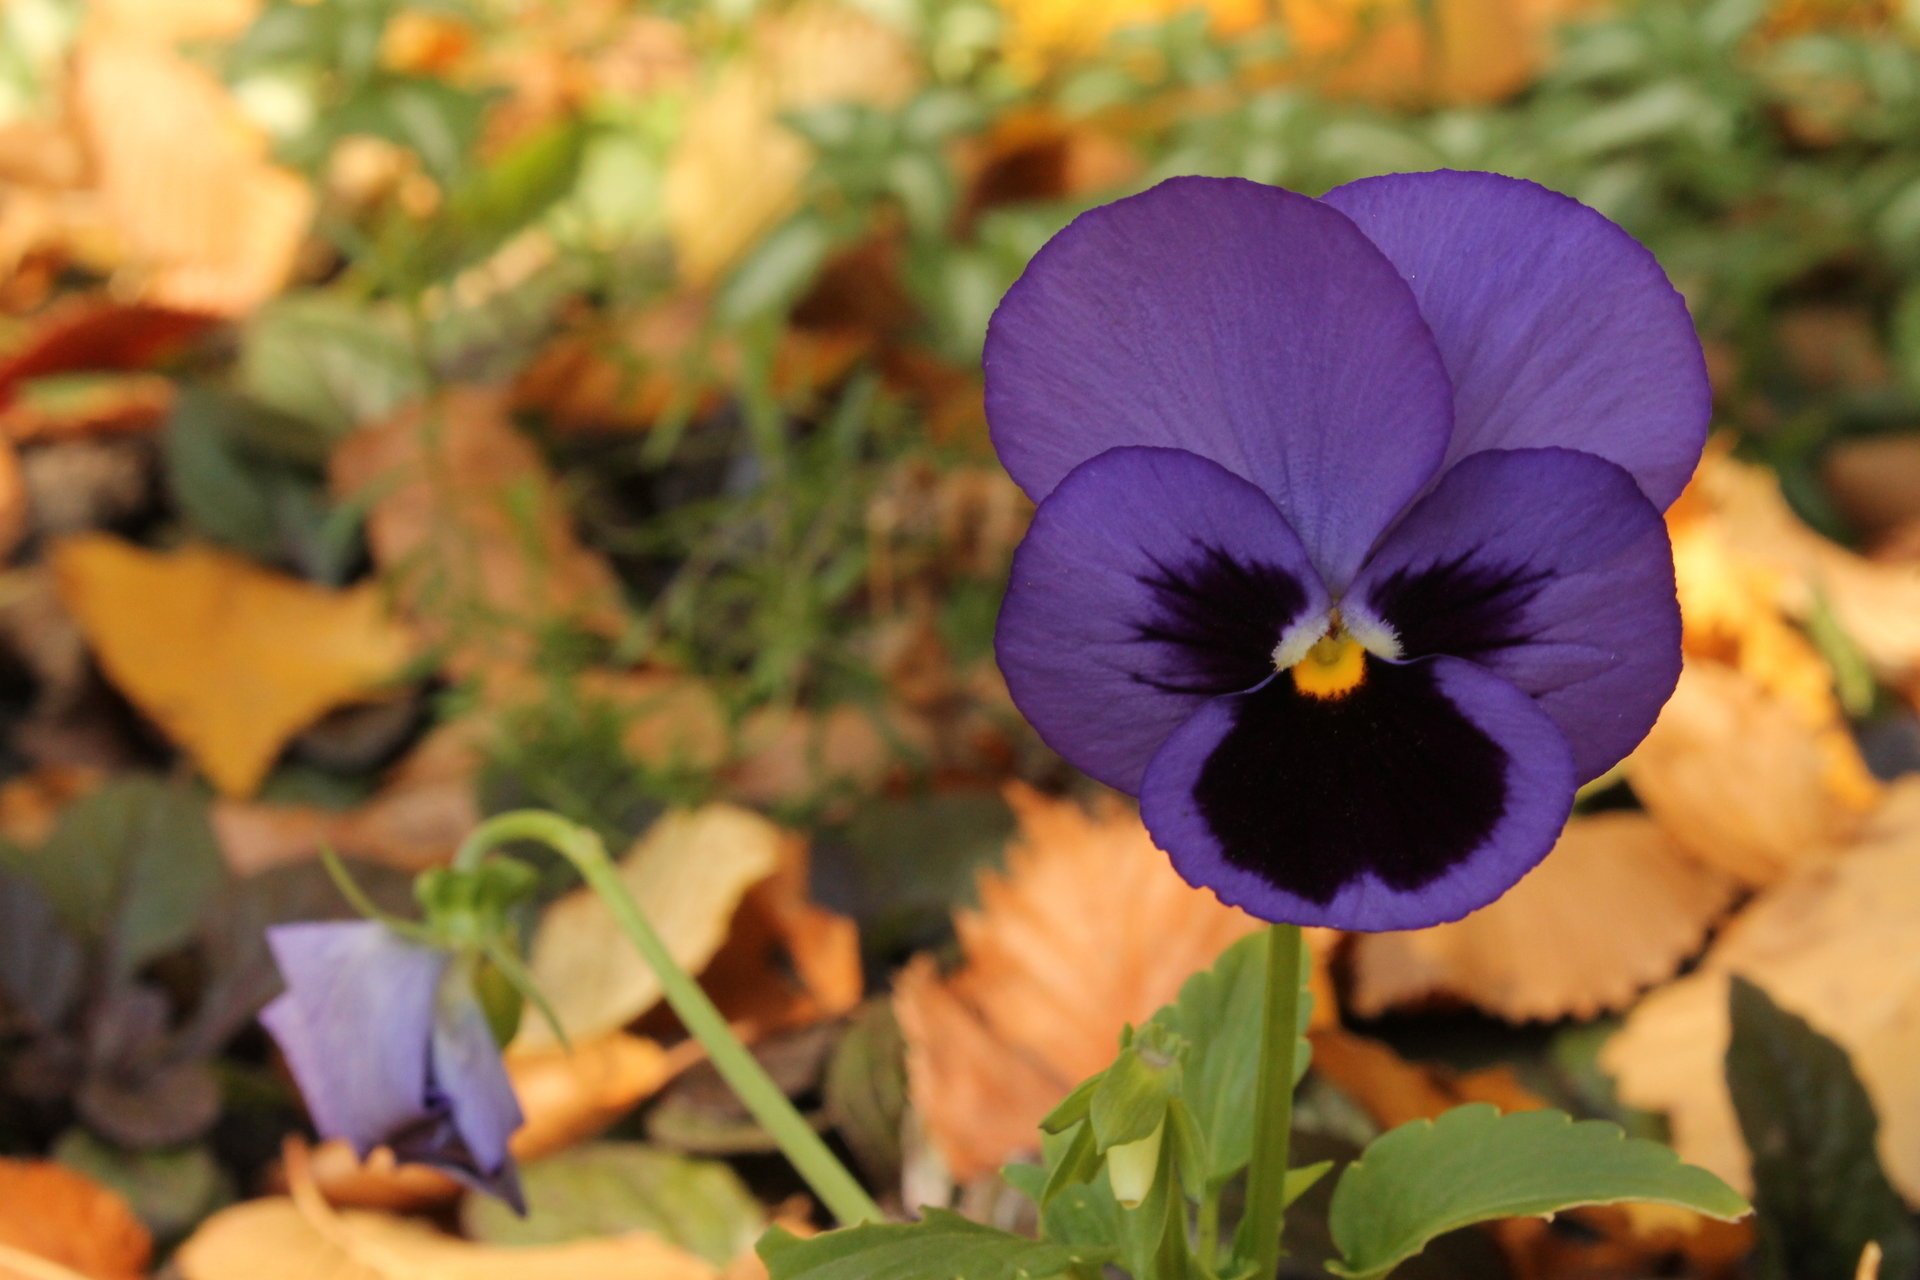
left=29, top=778, right=226, bottom=980
left=1154, top=930, right=1311, bottom=1184
left=239, top=295, right=427, bottom=433
left=718, top=213, right=836, bottom=323
left=52, top=1131, right=233, bottom=1242
left=462, top=1142, right=762, bottom=1265
left=1089, top=1033, right=1179, bottom=1150
left=1327, top=1104, right=1748, bottom=1279
left=757, top=1210, right=1112, bottom=1280
left=1727, top=977, right=1920, bottom=1280
left=821, top=1001, right=910, bottom=1188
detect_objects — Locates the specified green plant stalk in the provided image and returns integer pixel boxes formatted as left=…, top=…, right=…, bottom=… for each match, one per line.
left=1238, top=924, right=1305, bottom=1278
left=455, top=810, right=884, bottom=1227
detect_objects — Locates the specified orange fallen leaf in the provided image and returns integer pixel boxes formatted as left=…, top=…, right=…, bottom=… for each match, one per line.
left=996, top=0, right=1265, bottom=74
left=1606, top=779, right=1920, bottom=1204
left=894, top=786, right=1333, bottom=1179
left=330, top=388, right=624, bottom=673
left=0, top=440, right=24, bottom=559
left=52, top=535, right=417, bottom=797
left=1625, top=660, right=1877, bottom=886
left=0, top=1159, right=151, bottom=1280
left=1310, top=1026, right=1547, bottom=1132
left=72, top=39, right=313, bottom=314
left=663, top=2, right=917, bottom=285
left=0, top=298, right=214, bottom=408
left=1278, top=0, right=1544, bottom=107
left=1347, top=813, right=1738, bottom=1022
left=86, top=0, right=260, bottom=43
left=214, top=724, right=481, bottom=875
left=0, top=767, right=100, bottom=846
left=187, top=1143, right=720, bottom=1280
left=310, top=1033, right=678, bottom=1210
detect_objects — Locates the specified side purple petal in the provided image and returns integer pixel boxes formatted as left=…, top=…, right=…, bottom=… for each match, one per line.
left=996, top=446, right=1330, bottom=793
left=1346, top=447, right=1681, bottom=783
left=261, top=921, right=445, bottom=1159
left=426, top=979, right=527, bottom=1211
left=1322, top=170, right=1709, bottom=510
left=1138, top=656, right=1575, bottom=931
left=985, top=175, right=1454, bottom=590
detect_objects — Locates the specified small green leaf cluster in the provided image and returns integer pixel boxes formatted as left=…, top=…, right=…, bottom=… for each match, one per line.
left=758, top=931, right=1749, bottom=1280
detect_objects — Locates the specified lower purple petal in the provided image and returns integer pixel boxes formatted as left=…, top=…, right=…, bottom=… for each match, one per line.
left=996, top=446, right=1330, bottom=793
left=1138, top=656, right=1575, bottom=930
left=1347, top=447, right=1680, bottom=782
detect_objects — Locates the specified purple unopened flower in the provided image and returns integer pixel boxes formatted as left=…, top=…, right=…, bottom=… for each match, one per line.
left=989, top=171, right=1706, bottom=930
left=261, top=921, right=526, bottom=1209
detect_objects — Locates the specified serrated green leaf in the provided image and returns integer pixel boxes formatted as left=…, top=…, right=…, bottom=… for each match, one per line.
left=757, top=1210, right=1112, bottom=1280
left=1327, top=1104, right=1748, bottom=1279
left=1727, top=977, right=1920, bottom=1280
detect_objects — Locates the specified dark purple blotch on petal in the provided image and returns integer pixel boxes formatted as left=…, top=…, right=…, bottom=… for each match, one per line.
left=261, top=921, right=526, bottom=1211
left=1129, top=540, right=1310, bottom=698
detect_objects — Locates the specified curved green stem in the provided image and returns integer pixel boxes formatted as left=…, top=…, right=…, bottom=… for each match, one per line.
left=456, top=810, right=884, bottom=1227
left=1238, top=924, right=1305, bottom=1278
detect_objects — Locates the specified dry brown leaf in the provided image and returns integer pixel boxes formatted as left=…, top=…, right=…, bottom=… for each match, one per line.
left=1278, top=0, right=1544, bottom=107
left=52, top=535, right=416, bottom=797
left=187, top=1145, right=719, bottom=1280
left=1824, top=436, right=1920, bottom=547
left=1625, top=660, right=1877, bottom=885
left=664, top=3, right=917, bottom=284
left=1691, top=449, right=1920, bottom=702
left=1347, top=813, right=1739, bottom=1022
left=513, top=297, right=868, bottom=433
left=1606, top=779, right=1920, bottom=1203
left=0, top=299, right=213, bottom=410
left=72, top=39, right=312, bottom=314
left=514, top=806, right=788, bottom=1051
left=0, top=440, right=25, bottom=559
left=0, top=1159, right=151, bottom=1280
left=311, top=1032, right=677, bottom=1209
left=214, top=724, right=481, bottom=875
left=331, top=387, right=623, bottom=670
left=895, top=786, right=1334, bottom=1179
left=1310, top=1027, right=1547, bottom=1132
left=728, top=700, right=937, bottom=809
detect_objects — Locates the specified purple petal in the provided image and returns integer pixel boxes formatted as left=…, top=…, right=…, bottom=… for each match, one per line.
left=1138, top=656, right=1574, bottom=930
left=261, top=921, right=444, bottom=1158
left=423, top=977, right=526, bottom=1211
left=996, top=446, right=1330, bottom=793
left=1322, top=170, right=1709, bottom=510
left=1347, top=447, right=1680, bottom=783
left=985, top=176, right=1454, bottom=589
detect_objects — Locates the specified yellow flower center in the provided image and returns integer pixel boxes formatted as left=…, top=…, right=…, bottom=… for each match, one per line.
left=1289, top=627, right=1367, bottom=700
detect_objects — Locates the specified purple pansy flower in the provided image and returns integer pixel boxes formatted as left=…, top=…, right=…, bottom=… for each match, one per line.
left=989, top=171, right=1705, bottom=931
left=261, top=921, right=526, bottom=1209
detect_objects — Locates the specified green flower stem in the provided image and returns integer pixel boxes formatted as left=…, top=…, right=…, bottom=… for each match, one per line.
left=455, top=810, right=884, bottom=1227
left=1239, top=923, right=1306, bottom=1278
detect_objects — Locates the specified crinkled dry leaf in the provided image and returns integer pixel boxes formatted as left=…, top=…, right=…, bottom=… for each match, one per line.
left=0, top=1158, right=151, bottom=1280
left=52, top=535, right=416, bottom=797
left=1279, top=0, right=1544, bottom=107
left=214, top=725, right=481, bottom=875
left=1691, top=450, right=1920, bottom=703
left=1348, top=814, right=1738, bottom=1022
left=513, top=297, right=867, bottom=432
left=184, top=1148, right=719, bottom=1280
left=1606, top=780, right=1920, bottom=1203
left=663, top=2, right=916, bottom=284
left=73, top=39, right=312, bottom=314
left=1625, top=660, right=1878, bottom=885
left=515, top=806, right=787, bottom=1051
left=311, top=1033, right=677, bottom=1209
left=330, top=387, right=623, bottom=671
left=894, top=787, right=1333, bottom=1179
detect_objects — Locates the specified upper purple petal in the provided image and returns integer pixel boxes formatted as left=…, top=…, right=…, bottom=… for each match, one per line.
left=262, top=921, right=444, bottom=1158
left=1321, top=170, right=1709, bottom=510
left=1346, top=447, right=1681, bottom=783
left=1138, top=656, right=1575, bottom=930
left=985, top=175, right=1454, bottom=590
left=996, top=445, right=1330, bottom=794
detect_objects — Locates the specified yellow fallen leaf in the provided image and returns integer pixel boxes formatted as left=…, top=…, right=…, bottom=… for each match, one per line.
left=52, top=535, right=416, bottom=797
left=663, top=2, right=917, bottom=285
left=515, top=806, right=787, bottom=1050
left=1605, top=779, right=1920, bottom=1203
left=996, top=0, right=1265, bottom=74
left=1348, top=814, right=1738, bottom=1022
left=330, top=388, right=624, bottom=673
left=1861, top=1241, right=1885, bottom=1280
left=1278, top=0, right=1543, bottom=107
left=0, top=1159, right=150, bottom=1280
left=86, top=0, right=259, bottom=43
left=1625, top=660, right=1877, bottom=885
left=310, top=1033, right=677, bottom=1209
left=894, top=787, right=1333, bottom=1179
left=72, top=38, right=312, bottom=314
